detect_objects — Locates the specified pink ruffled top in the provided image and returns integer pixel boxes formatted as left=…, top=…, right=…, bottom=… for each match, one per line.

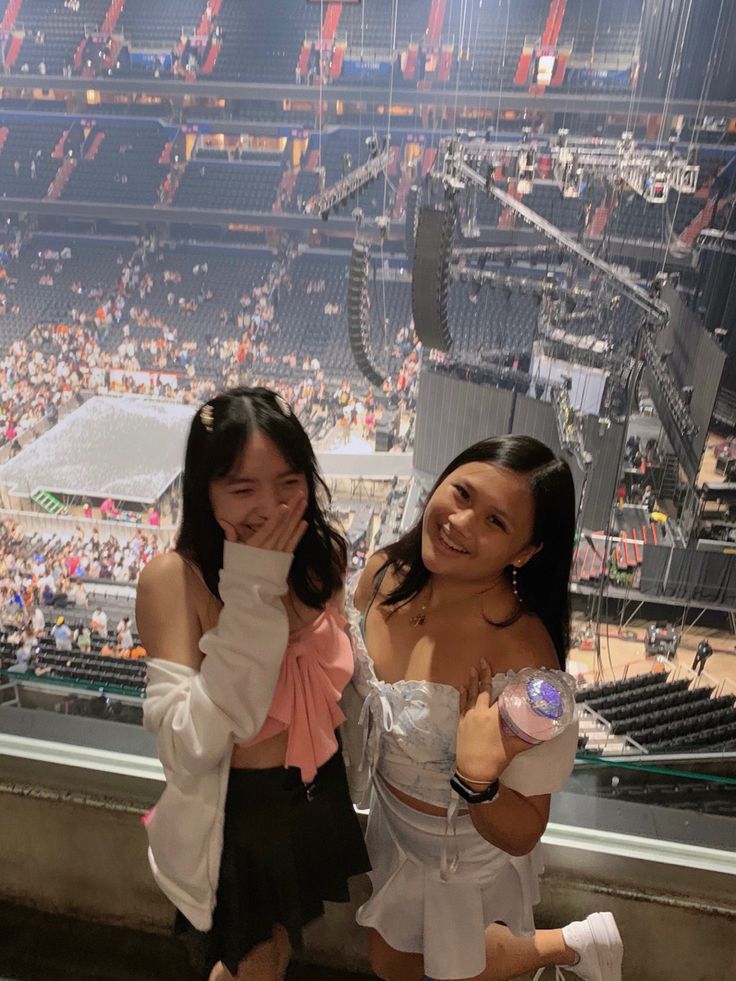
left=238, top=606, right=353, bottom=782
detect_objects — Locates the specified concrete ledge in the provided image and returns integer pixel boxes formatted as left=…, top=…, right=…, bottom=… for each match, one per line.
left=0, top=778, right=734, bottom=980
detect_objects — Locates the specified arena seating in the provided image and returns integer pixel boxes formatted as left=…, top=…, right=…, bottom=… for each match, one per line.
left=522, top=182, right=587, bottom=231
left=118, top=245, right=274, bottom=360
left=338, top=0, right=431, bottom=59
left=449, top=279, right=538, bottom=361
left=605, top=681, right=708, bottom=726
left=117, top=0, right=203, bottom=49
left=60, top=121, right=170, bottom=205
left=596, top=779, right=736, bottom=816
left=12, top=0, right=109, bottom=76
left=575, top=673, right=670, bottom=707
left=173, top=160, right=283, bottom=212
left=2, top=224, right=589, bottom=390
left=447, top=0, right=546, bottom=90
left=6, top=0, right=647, bottom=92
left=316, top=130, right=373, bottom=185
left=576, top=671, right=736, bottom=753
left=668, top=190, right=705, bottom=234
left=4, top=237, right=133, bottom=338
left=275, top=254, right=353, bottom=375
left=211, top=0, right=321, bottom=82
left=32, top=643, right=145, bottom=693
left=607, top=191, right=673, bottom=242
left=291, top=169, right=320, bottom=210
left=559, top=0, right=641, bottom=66
left=0, top=115, right=66, bottom=199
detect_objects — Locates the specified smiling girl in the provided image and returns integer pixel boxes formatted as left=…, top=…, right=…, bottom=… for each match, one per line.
left=137, top=387, right=369, bottom=981
left=349, top=435, right=623, bottom=981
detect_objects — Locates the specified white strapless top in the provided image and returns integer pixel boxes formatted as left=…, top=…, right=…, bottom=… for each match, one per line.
left=347, top=599, right=579, bottom=810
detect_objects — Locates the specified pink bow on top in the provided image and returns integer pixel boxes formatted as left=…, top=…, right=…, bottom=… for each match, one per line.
left=240, top=606, right=354, bottom=782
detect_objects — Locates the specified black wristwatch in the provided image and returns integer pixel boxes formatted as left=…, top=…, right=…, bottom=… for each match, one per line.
left=450, top=771, right=500, bottom=805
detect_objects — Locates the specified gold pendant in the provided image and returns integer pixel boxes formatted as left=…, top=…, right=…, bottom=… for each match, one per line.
left=409, top=612, right=426, bottom=626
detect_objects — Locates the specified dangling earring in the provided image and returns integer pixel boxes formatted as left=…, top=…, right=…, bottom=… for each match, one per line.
left=512, top=565, right=520, bottom=599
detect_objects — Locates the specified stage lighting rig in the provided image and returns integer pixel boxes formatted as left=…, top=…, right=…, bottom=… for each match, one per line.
left=304, top=144, right=391, bottom=221
left=438, top=136, right=669, bottom=325
left=450, top=262, right=594, bottom=306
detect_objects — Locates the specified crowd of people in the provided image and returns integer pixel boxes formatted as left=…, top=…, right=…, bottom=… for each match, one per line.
left=0, top=232, right=422, bottom=457
left=0, top=518, right=164, bottom=613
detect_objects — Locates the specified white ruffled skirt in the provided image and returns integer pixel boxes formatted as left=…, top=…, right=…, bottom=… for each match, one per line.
left=356, top=777, right=545, bottom=980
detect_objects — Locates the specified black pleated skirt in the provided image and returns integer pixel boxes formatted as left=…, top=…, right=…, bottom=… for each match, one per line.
left=174, top=747, right=370, bottom=978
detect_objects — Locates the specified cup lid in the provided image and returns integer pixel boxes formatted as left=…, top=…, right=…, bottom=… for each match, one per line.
left=526, top=676, right=565, bottom=719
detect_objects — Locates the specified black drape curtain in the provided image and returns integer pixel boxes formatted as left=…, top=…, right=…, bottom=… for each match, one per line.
left=640, top=544, right=736, bottom=605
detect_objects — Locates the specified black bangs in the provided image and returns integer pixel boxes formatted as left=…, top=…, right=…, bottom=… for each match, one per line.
left=176, top=386, right=347, bottom=606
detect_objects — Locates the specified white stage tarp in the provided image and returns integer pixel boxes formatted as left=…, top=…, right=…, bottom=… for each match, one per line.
left=0, top=396, right=196, bottom=505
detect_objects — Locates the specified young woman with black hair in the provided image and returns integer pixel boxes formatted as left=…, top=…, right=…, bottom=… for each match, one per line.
left=137, top=386, right=369, bottom=981
left=348, top=435, right=623, bottom=981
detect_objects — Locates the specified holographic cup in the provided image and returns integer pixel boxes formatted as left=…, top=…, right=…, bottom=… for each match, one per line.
left=498, top=668, right=575, bottom=744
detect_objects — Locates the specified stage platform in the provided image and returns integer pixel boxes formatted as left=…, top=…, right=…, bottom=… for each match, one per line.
left=0, top=397, right=196, bottom=506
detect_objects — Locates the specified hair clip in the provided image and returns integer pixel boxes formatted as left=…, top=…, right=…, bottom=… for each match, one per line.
left=199, top=403, right=214, bottom=432
left=274, top=394, right=292, bottom=417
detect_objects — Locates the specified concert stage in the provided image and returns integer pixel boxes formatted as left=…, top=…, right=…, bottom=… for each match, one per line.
left=0, top=396, right=195, bottom=506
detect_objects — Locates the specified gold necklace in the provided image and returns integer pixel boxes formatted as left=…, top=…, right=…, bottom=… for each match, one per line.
left=408, top=582, right=433, bottom=626
left=408, top=578, right=522, bottom=627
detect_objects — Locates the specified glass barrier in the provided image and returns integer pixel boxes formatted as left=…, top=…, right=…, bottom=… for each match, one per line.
left=2, top=661, right=735, bottom=855
left=555, top=753, right=736, bottom=853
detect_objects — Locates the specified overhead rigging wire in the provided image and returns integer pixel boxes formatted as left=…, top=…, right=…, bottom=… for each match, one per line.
left=317, top=0, right=324, bottom=174
left=655, top=0, right=693, bottom=149
left=660, top=0, right=727, bottom=273
left=378, top=0, right=401, bottom=367
left=493, top=0, right=511, bottom=143
left=624, top=1, right=649, bottom=142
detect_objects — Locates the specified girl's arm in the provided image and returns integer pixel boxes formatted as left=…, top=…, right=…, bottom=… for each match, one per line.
left=456, top=659, right=577, bottom=854
left=138, top=543, right=292, bottom=777
left=467, top=787, right=550, bottom=856
left=139, top=496, right=307, bottom=777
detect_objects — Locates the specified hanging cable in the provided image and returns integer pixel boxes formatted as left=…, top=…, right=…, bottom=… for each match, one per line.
left=660, top=0, right=726, bottom=272
left=317, top=0, right=324, bottom=173
left=381, top=0, right=400, bottom=220
left=493, top=0, right=511, bottom=144
left=656, top=0, right=693, bottom=149
left=625, top=0, right=648, bottom=142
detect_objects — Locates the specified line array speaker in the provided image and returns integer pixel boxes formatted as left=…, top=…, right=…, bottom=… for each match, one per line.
left=347, top=241, right=386, bottom=387
left=412, top=204, right=455, bottom=352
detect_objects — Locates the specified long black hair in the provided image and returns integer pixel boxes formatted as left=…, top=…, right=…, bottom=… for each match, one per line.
left=176, top=386, right=347, bottom=607
left=379, top=436, right=576, bottom=669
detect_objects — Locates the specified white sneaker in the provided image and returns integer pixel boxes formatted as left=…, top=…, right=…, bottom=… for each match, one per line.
left=559, top=912, right=623, bottom=981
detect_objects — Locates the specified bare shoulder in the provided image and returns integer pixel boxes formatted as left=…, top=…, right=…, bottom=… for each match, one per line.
left=490, top=611, right=560, bottom=673
left=136, top=551, right=205, bottom=668
left=353, top=550, right=390, bottom=614
left=138, top=550, right=190, bottom=587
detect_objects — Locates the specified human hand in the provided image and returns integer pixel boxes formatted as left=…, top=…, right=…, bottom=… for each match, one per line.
left=218, top=492, right=308, bottom=553
left=456, top=658, right=532, bottom=784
